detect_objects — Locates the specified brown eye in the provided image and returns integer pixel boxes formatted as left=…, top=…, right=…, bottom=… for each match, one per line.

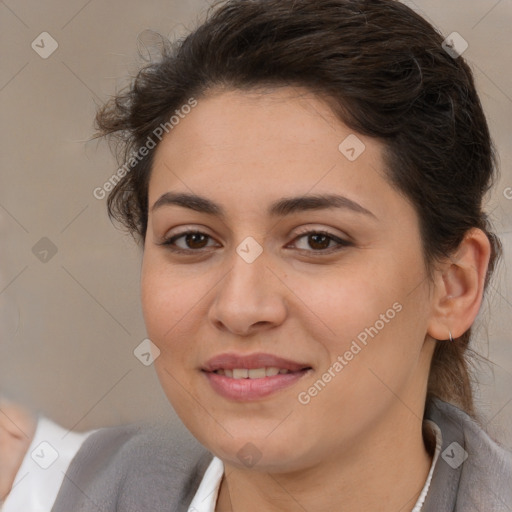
left=160, top=230, right=218, bottom=253
left=292, top=230, right=351, bottom=253
left=183, top=232, right=209, bottom=249
left=307, top=233, right=332, bottom=250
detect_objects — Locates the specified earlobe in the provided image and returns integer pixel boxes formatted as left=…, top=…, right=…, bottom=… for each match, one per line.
left=427, top=228, right=491, bottom=341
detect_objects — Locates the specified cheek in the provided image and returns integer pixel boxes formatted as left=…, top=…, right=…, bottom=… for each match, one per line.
left=141, top=267, right=170, bottom=344
left=141, top=255, right=195, bottom=344
left=297, top=255, right=426, bottom=391
left=289, top=260, right=395, bottom=344
left=140, top=258, right=202, bottom=411
left=140, top=253, right=214, bottom=391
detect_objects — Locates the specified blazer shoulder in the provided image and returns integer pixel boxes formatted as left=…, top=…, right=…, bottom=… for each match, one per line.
left=432, top=398, right=512, bottom=468
left=426, top=398, right=512, bottom=511
left=52, top=422, right=212, bottom=512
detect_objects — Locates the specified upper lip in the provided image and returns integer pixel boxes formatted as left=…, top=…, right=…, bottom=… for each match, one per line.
left=202, top=352, right=311, bottom=372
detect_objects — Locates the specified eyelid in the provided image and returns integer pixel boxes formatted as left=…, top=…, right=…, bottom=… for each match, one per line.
left=291, top=225, right=351, bottom=242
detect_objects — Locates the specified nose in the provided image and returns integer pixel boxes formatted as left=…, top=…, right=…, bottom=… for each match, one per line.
left=208, top=246, right=288, bottom=337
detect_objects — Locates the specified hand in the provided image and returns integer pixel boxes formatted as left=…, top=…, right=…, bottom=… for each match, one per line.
left=0, top=398, right=37, bottom=502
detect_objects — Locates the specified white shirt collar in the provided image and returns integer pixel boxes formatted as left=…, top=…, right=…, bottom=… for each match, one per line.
left=411, top=419, right=443, bottom=511
left=187, top=455, right=224, bottom=512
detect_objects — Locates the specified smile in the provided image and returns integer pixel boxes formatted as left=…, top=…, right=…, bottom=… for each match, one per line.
left=201, top=352, right=312, bottom=400
left=213, top=367, right=292, bottom=378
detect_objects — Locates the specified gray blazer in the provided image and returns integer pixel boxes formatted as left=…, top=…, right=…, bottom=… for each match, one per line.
left=51, top=398, right=512, bottom=511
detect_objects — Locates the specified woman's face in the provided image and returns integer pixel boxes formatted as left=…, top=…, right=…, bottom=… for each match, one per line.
left=141, top=87, right=436, bottom=472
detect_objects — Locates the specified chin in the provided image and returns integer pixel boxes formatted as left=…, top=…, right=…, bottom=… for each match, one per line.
left=201, top=429, right=313, bottom=472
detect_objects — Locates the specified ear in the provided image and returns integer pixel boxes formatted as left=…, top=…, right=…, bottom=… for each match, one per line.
left=427, top=228, right=491, bottom=341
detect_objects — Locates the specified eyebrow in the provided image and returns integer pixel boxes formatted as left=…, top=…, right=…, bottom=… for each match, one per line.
left=151, top=192, right=376, bottom=219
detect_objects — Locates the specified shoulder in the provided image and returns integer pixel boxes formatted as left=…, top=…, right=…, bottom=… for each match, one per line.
left=52, top=421, right=212, bottom=512
left=424, top=398, right=512, bottom=511
left=430, top=398, right=512, bottom=474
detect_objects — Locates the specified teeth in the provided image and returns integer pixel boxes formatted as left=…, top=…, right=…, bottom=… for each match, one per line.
left=233, top=368, right=249, bottom=379
left=248, top=368, right=266, bottom=379
left=216, top=367, right=291, bottom=379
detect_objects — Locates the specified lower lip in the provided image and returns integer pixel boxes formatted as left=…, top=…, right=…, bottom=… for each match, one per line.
left=203, top=370, right=310, bottom=401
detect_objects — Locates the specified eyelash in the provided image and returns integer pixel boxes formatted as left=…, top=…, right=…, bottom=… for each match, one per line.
left=159, top=229, right=352, bottom=256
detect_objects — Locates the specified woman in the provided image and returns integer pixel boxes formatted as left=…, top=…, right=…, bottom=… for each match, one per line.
left=48, top=0, right=511, bottom=510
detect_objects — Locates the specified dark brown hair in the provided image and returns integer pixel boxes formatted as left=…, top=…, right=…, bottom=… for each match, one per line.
left=95, top=0, right=502, bottom=416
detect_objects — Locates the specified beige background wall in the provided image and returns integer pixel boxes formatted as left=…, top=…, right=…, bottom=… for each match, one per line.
left=1, top=0, right=511, bottom=447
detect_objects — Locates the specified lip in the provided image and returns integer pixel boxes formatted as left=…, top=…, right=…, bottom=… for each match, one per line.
left=202, top=352, right=311, bottom=372
left=202, top=352, right=312, bottom=401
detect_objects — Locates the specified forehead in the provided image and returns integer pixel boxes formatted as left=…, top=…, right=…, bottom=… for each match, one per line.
left=148, top=88, right=393, bottom=220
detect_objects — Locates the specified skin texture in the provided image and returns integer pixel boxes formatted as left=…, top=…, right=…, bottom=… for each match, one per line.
left=0, top=399, right=36, bottom=502
left=141, top=87, right=490, bottom=511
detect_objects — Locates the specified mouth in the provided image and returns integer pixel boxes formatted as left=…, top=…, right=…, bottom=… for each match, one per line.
left=211, top=367, right=301, bottom=378
left=201, top=353, right=312, bottom=400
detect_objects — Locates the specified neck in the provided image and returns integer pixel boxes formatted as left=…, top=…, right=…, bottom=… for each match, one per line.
left=215, top=402, right=433, bottom=512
